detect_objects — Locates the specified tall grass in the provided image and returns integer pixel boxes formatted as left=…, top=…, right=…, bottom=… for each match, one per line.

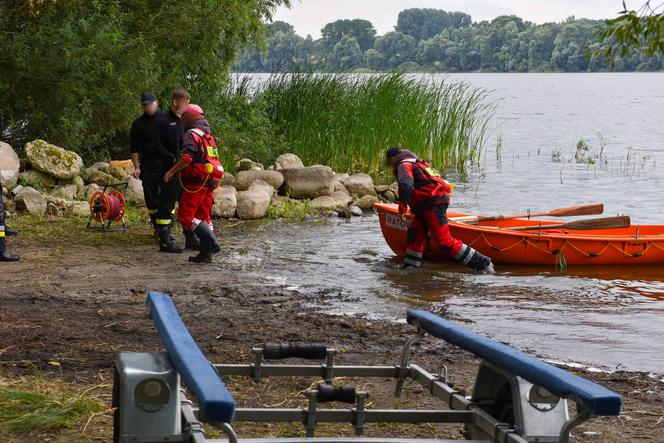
left=259, top=73, right=494, bottom=176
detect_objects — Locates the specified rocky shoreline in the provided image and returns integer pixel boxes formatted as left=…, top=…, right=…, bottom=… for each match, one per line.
left=0, top=140, right=399, bottom=222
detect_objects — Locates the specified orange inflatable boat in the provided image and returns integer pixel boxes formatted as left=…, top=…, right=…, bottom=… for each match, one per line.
left=375, top=203, right=664, bottom=266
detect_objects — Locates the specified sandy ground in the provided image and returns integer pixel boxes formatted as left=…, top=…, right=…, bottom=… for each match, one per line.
left=0, top=217, right=662, bottom=442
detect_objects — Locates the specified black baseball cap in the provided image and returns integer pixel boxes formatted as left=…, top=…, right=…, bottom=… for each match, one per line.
left=386, top=147, right=402, bottom=160
left=140, top=92, right=157, bottom=105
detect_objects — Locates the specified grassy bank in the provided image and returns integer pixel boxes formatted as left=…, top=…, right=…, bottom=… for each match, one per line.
left=222, top=73, right=494, bottom=177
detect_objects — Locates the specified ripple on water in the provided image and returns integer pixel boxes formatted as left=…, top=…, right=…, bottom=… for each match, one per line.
left=245, top=216, right=664, bottom=373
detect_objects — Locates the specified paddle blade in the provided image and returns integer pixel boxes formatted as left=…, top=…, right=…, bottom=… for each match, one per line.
left=563, top=216, right=630, bottom=230
left=509, top=216, right=631, bottom=231
left=546, top=203, right=604, bottom=217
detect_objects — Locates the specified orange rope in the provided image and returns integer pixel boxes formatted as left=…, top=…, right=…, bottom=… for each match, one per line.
left=464, top=231, right=664, bottom=260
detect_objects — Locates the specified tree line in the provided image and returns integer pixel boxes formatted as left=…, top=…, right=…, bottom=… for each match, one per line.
left=235, top=8, right=664, bottom=73
left=0, top=0, right=290, bottom=160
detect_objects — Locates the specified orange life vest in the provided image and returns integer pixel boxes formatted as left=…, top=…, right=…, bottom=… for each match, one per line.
left=180, top=128, right=224, bottom=189
left=402, top=159, right=452, bottom=210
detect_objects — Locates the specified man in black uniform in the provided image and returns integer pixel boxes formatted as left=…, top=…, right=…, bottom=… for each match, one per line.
left=130, top=92, right=183, bottom=253
left=160, top=89, right=200, bottom=251
left=0, top=177, right=19, bottom=262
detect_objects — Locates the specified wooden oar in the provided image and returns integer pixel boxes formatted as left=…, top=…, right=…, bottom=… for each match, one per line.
left=506, top=216, right=631, bottom=232
left=451, top=203, right=604, bottom=224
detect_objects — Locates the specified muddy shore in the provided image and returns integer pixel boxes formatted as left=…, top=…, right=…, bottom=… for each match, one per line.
left=0, top=216, right=662, bottom=442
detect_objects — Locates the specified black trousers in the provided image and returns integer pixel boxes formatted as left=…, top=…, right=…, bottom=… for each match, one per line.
left=141, top=169, right=179, bottom=226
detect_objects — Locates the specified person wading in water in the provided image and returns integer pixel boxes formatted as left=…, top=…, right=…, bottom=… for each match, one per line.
left=386, top=147, right=494, bottom=273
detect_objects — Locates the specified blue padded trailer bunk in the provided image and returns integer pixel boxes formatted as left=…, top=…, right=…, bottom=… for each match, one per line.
left=113, top=292, right=621, bottom=443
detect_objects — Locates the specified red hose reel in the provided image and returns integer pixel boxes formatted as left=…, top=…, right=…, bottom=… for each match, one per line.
left=87, top=183, right=128, bottom=232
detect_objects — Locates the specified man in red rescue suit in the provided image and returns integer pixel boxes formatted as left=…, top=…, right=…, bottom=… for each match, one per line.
left=164, top=104, right=223, bottom=263
left=386, top=147, right=494, bottom=273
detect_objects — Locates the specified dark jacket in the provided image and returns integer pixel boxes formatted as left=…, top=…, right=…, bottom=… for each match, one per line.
left=161, top=109, right=184, bottom=158
left=129, top=112, right=174, bottom=171
left=393, top=150, right=419, bottom=204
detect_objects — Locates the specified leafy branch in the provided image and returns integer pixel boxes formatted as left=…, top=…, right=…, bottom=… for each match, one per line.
left=592, top=1, right=664, bottom=62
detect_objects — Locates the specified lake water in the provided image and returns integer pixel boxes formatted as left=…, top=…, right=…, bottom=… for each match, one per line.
left=241, top=73, right=664, bottom=374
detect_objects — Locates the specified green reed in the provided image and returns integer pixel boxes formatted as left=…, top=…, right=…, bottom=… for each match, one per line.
left=259, top=73, right=494, bottom=175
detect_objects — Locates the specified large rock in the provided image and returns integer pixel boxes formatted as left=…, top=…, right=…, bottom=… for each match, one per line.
left=280, top=166, right=334, bottom=199
left=236, top=180, right=273, bottom=220
left=88, top=170, right=116, bottom=186
left=125, top=177, right=145, bottom=207
left=25, top=139, right=83, bottom=180
left=275, top=153, right=304, bottom=170
left=18, top=169, right=57, bottom=189
left=67, top=201, right=90, bottom=217
left=344, top=173, right=376, bottom=197
left=14, top=187, right=47, bottom=215
left=80, top=184, right=103, bottom=202
left=335, top=173, right=350, bottom=183
left=330, top=191, right=352, bottom=207
left=105, top=166, right=129, bottom=180
left=221, top=172, right=235, bottom=187
left=212, top=186, right=237, bottom=219
left=0, top=142, right=20, bottom=187
left=88, top=162, right=110, bottom=171
left=350, top=206, right=363, bottom=217
left=52, top=184, right=78, bottom=201
left=352, top=195, right=379, bottom=211
left=236, top=158, right=264, bottom=172
left=235, top=170, right=284, bottom=191
left=334, top=181, right=349, bottom=194
left=72, top=176, right=85, bottom=192
left=310, top=196, right=339, bottom=212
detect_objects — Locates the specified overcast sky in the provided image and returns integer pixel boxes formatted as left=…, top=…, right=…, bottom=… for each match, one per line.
left=275, top=0, right=635, bottom=38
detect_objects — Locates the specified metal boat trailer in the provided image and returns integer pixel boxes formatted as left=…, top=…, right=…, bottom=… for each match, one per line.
left=113, top=292, right=622, bottom=443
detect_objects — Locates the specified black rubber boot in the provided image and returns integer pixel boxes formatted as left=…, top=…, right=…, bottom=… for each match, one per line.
left=183, top=229, right=200, bottom=251
left=189, top=222, right=221, bottom=263
left=0, top=237, right=19, bottom=262
left=157, top=225, right=183, bottom=253
left=402, top=249, right=423, bottom=270
left=5, top=226, right=18, bottom=236
left=456, top=244, right=494, bottom=274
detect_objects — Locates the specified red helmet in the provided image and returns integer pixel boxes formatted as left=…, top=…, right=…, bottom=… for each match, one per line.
left=183, top=104, right=204, bottom=117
